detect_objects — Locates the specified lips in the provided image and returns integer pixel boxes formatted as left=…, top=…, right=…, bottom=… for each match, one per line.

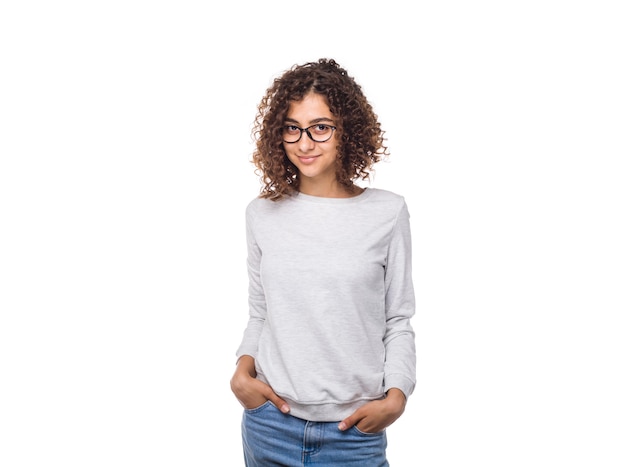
left=298, top=155, right=319, bottom=164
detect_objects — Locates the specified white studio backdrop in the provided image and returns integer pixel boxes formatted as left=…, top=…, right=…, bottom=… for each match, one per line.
left=1, top=1, right=625, bottom=466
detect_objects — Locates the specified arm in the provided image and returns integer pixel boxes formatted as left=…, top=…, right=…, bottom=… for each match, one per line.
left=381, top=200, right=417, bottom=398
left=230, top=205, right=290, bottom=412
left=340, top=200, right=416, bottom=432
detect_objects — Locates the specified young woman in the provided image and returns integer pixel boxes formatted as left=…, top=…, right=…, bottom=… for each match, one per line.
left=230, top=58, right=416, bottom=466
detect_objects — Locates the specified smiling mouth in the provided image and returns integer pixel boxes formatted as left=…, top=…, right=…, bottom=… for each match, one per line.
left=298, top=155, right=319, bottom=162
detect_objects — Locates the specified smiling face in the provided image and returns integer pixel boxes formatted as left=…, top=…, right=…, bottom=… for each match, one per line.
left=283, top=92, right=340, bottom=194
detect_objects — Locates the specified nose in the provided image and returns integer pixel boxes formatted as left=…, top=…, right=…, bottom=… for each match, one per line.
left=297, top=130, right=316, bottom=151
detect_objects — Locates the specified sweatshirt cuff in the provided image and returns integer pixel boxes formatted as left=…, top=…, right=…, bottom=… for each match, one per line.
left=384, top=374, right=415, bottom=399
left=235, top=346, right=257, bottom=362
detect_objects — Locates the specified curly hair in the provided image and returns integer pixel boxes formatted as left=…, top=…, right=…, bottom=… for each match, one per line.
left=251, top=58, right=389, bottom=200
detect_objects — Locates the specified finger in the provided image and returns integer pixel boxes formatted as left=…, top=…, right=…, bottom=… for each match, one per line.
left=263, top=389, right=290, bottom=413
left=338, top=414, right=357, bottom=431
left=274, top=398, right=291, bottom=414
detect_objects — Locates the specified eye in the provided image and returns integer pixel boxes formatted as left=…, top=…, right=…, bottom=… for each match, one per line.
left=312, top=124, right=330, bottom=134
left=284, top=125, right=300, bottom=134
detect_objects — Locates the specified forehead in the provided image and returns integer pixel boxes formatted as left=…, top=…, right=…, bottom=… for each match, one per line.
left=286, top=93, right=333, bottom=122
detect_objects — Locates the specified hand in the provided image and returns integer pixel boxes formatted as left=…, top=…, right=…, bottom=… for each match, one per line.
left=230, top=355, right=290, bottom=413
left=337, top=388, right=406, bottom=433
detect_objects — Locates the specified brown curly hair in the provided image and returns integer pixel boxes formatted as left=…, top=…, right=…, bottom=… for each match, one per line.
left=251, top=58, right=389, bottom=200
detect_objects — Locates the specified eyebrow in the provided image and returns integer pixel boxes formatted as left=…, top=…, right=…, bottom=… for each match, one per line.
left=284, top=117, right=335, bottom=125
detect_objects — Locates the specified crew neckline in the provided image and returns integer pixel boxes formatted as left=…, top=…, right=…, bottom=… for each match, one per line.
left=292, top=187, right=374, bottom=204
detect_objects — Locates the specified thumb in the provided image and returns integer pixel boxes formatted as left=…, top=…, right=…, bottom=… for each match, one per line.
left=338, top=414, right=358, bottom=431
left=267, top=392, right=290, bottom=414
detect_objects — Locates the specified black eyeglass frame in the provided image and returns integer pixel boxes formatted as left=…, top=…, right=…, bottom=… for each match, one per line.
left=282, top=124, right=337, bottom=144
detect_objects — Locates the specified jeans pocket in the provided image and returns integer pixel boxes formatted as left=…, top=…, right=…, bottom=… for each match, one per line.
left=352, top=425, right=386, bottom=436
left=243, top=400, right=273, bottom=414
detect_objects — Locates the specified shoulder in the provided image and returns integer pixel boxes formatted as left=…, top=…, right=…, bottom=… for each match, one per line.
left=246, top=196, right=268, bottom=217
left=246, top=195, right=294, bottom=220
left=365, top=188, right=409, bottom=210
left=245, top=196, right=265, bottom=212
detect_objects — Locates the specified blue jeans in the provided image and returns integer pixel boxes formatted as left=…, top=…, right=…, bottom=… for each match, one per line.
left=241, top=401, right=389, bottom=466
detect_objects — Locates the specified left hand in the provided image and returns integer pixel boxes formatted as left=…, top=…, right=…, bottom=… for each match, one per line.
left=337, top=388, right=407, bottom=434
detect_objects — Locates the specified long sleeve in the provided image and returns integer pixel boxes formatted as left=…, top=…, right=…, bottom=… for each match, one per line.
left=382, top=201, right=417, bottom=398
left=235, top=206, right=265, bottom=360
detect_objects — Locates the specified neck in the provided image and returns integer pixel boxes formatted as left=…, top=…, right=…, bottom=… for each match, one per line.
left=299, top=179, right=364, bottom=198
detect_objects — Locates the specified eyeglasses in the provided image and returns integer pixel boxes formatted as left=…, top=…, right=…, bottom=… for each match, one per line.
left=282, top=124, right=336, bottom=143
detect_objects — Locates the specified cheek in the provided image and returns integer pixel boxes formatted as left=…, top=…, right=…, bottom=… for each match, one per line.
left=284, top=151, right=299, bottom=167
left=283, top=147, right=296, bottom=160
left=326, top=146, right=340, bottom=159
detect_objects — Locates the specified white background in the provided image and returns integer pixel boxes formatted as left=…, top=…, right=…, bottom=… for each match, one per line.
left=1, top=1, right=625, bottom=466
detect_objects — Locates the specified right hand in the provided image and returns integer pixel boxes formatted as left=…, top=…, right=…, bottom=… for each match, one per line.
left=230, top=355, right=291, bottom=413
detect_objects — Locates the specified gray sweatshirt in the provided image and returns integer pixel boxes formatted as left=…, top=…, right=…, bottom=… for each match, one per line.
left=236, top=187, right=416, bottom=422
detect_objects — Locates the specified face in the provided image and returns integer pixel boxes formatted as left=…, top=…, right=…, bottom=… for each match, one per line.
left=283, top=92, right=339, bottom=189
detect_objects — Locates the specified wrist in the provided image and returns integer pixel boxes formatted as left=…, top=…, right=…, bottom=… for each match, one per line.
left=236, top=355, right=257, bottom=378
left=385, top=388, right=407, bottom=407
